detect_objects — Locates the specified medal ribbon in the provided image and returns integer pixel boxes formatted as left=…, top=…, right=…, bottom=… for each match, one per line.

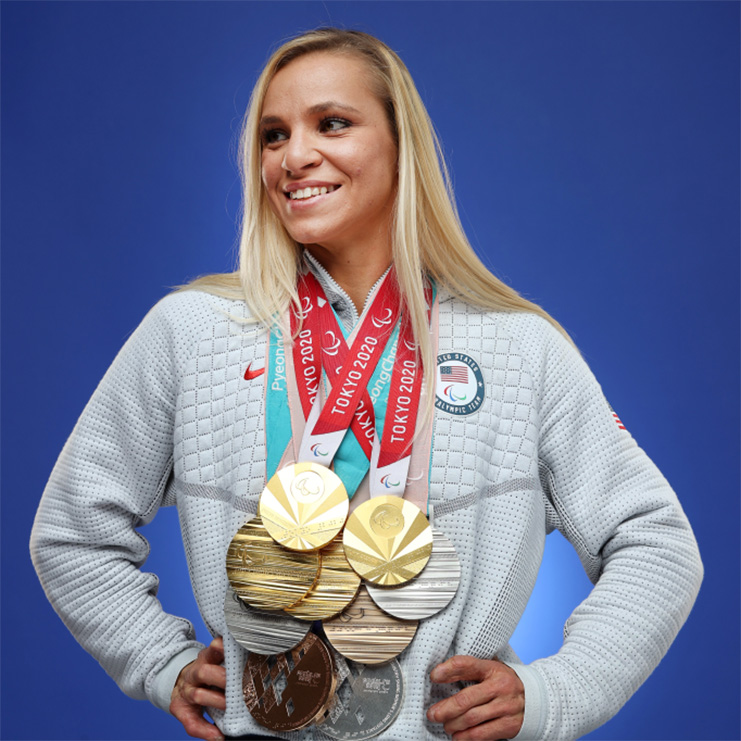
left=288, top=286, right=323, bottom=421
left=369, top=282, right=432, bottom=497
left=297, top=272, right=430, bottom=500
left=297, top=271, right=400, bottom=464
left=292, top=273, right=382, bottom=461
left=266, top=264, right=434, bottom=509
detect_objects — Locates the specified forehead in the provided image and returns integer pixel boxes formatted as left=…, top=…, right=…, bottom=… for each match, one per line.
left=261, top=51, right=382, bottom=114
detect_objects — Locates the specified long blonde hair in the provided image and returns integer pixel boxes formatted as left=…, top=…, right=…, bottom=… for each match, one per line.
left=188, top=28, right=572, bottom=396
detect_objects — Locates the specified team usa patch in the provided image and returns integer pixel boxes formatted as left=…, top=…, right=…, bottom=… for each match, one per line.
left=434, top=353, right=485, bottom=416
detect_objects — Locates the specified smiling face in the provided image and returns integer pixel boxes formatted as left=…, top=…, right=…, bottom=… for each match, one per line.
left=260, top=52, right=398, bottom=261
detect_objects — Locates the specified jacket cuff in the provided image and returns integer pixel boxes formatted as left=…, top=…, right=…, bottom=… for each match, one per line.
left=149, top=646, right=205, bottom=713
left=503, top=661, right=548, bottom=740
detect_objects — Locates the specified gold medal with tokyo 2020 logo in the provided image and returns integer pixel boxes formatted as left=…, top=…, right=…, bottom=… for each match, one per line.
left=342, top=496, right=432, bottom=586
left=259, top=462, right=349, bottom=552
left=366, top=528, right=461, bottom=620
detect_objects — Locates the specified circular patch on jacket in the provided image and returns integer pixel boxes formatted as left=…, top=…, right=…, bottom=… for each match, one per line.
left=435, top=353, right=485, bottom=415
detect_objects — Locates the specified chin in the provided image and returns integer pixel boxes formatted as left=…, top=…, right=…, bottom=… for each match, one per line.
left=286, top=227, right=336, bottom=249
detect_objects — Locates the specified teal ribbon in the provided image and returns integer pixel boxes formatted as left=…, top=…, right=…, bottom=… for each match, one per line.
left=265, top=316, right=399, bottom=497
left=265, top=282, right=435, bottom=495
left=266, top=324, right=292, bottom=481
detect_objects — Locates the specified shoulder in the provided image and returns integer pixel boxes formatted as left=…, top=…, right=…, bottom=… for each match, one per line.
left=143, top=288, right=257, bottom=342
left=439, top=291, right=577, bottom=371
left=149, top=288, right=251, bottom=326
left=116, top=289, right=262, bottom=373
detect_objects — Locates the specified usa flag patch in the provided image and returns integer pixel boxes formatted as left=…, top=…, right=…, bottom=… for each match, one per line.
left=440, top=365, right=469, bottom=384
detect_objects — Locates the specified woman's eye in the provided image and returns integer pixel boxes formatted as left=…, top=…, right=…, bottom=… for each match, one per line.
left=321, top=117, right=351, bottom=133
left=262, top=129, right=287, bottom=145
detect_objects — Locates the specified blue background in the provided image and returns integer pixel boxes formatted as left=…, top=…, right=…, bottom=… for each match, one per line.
left=2, top=2, right=738, bottom=739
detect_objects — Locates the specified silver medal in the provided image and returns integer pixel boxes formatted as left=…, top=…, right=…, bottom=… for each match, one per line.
left=223, top=585, right=310, bottom=655
left=365, top=529, right=460, bottom=620
left=318, top=653, right=404, bottom=739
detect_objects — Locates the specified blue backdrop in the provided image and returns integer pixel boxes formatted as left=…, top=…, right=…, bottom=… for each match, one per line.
left=2, top=2, right=738, bottom=740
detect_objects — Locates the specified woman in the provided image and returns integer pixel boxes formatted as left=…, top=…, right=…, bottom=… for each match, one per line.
left=31, top=28, right=702, bottom=741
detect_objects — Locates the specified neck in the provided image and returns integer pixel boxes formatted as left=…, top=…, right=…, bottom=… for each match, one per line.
left=306, top=244, right=392, bottom=313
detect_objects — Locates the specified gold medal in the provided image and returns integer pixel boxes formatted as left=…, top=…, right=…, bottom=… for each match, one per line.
left=284, top=535, right=361, bottom=621
left=366, top=528, right=461, bottom=620
left=342, top=496, right=433, bottom=586
left=259, top=462, right=350, bottom=551
left=226, top=515, right=320, bottom=610
left=323, top=586, right=418, bottom=664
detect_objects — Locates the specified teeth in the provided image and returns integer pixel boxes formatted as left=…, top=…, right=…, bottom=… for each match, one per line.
left=289, top=185, right=338, bottom=200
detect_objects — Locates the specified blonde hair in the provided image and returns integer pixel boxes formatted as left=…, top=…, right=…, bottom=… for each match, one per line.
left=188, top=28, right=572, bottom=397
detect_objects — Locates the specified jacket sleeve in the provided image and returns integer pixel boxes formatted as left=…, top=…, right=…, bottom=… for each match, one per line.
left=30, top=295, right=205, bottom=711
left=509, top=322, right=703, bottom=741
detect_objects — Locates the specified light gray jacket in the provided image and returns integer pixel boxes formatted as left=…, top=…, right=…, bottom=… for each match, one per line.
left=31, top=264, right=702, bottom=740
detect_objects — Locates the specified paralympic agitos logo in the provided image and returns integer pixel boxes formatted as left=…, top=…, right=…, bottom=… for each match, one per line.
left=323, top=330, right=342, bottom=356
left=371, top=308, right=394, bottom=328
left=434, top=353, right=485, bottom=416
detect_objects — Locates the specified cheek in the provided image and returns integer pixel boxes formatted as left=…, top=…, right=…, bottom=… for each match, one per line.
left=260, top=159, right=283, bottom=212
left=261, top=146, right=285, bottom=185
left=360, top=138, right=397, bottom=189
left=261, top=157, right=276, bottom=188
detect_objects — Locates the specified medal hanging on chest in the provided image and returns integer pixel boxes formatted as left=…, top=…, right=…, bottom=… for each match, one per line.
left=225, top=268, right=461, bottom=737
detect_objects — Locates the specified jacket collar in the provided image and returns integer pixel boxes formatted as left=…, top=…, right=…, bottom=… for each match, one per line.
left=303, top=250, right=391, bottom=333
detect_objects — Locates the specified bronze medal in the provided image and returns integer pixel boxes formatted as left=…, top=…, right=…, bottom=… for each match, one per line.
left=260, top=462, right=350, bottom=551
left=243, top=632, right=335, bottom=732
left=342, top=496, right=433, bottom=586
left=323, top=586, right=418, bottom=664
left=226, top=515, right=320, bottom=610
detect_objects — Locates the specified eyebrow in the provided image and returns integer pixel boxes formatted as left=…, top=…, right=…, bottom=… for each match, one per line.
left=307, top=101, right=361, bottom=116
left=259, top=101, right=362, bottom=127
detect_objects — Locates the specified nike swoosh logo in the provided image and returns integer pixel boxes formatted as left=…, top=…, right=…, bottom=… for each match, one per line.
left=244, top=363, right=265, bottom=380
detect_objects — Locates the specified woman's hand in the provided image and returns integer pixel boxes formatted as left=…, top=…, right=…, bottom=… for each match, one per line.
left=170, top=637, right=227, bottom=740
left=427, top=655, right=525, bottom=740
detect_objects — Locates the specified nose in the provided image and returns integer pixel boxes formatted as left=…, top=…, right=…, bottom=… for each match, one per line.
left=281, top=130, right=321, bottom=174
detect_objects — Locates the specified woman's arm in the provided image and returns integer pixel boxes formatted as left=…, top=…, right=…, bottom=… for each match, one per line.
left=427, top=315, right=702, bottom=740
left=30, top=294, right=206, bottom=711
left=510, top=319, right=703, bottom=739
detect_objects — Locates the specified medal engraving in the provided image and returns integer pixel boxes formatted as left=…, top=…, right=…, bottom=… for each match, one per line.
left=343, top=496, right=432, bottom=586
left=243, top=633, right=335, bottom=732
left=226, top=515, right=320, bottom=610
left=285, top=536, right=361, bottom=621
left=323, top=587, right=418, bottom=664
left=318, top=654, right=404, bottom=739
left=290, top=469, right=326, bottom=503
left=366, top=529, right=460, bottom=620
left=369, top=503, right=405, bottom=538
left=260, top=462, right=350, bottom=551
left=223, top=586, right=310, bottom=654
